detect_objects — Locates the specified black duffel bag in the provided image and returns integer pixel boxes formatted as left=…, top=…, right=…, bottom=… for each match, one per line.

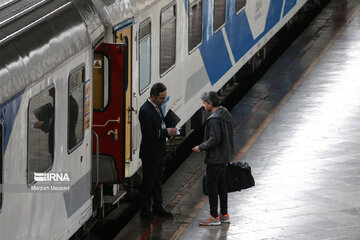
left=203, top=162, right=255, bottom=195
left=226, top=161, right=255, bottom=192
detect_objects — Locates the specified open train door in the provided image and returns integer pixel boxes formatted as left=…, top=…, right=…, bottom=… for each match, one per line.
left=114, top=21, right=133, bottom=179
left=92, top=43, right=127, bottom=184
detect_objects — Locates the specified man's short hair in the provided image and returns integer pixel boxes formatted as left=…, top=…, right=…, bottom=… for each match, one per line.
left=150, top=82, right=167, bottom=97
left=201, top=91, right=219, bottom=107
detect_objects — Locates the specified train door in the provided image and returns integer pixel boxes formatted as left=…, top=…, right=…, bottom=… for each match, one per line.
left=92, top=43, right=127, bottom=183
left=115, top=23, right=133, bottom=175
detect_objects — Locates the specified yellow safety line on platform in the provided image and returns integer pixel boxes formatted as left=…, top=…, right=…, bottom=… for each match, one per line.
left=170, top=197, right=207, bottom=240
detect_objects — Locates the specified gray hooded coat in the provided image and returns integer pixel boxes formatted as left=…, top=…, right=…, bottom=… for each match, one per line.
left=199, top=106, right=235, bottom=164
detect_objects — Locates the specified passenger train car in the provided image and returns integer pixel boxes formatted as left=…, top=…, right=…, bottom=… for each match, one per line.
left=0, top=0, right=317, bottom=239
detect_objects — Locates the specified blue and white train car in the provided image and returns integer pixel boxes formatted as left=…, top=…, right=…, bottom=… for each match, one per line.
left=89, top=0, right=313, bottom=195
left=0, top=0, right=317, bottom=239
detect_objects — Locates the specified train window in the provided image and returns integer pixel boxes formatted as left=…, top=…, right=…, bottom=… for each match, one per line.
left=139, top=19, right=151, bottom=93
left=188, top=0, right=203, bottom=53
left=93, top=54, right=110, bottom=111
left=28, top=87, right=55, bottom=184
left=0, top=122, right=2, bottom=209
left=68, top=66, right=85, bottom=152
left=235, top=0, right=246, bottom=14
left=160, top=2, right=176, bottom=76
left=213, top=0, right=226, bottom=33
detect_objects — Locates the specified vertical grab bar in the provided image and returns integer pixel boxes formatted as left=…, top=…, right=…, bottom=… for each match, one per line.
left=92, top=130, right=99, bottom=188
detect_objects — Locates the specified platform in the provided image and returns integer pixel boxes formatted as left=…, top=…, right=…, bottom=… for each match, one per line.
left=115, top=0, right=360, bottom=239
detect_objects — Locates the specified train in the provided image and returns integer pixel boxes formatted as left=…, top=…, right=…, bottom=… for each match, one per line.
left=0, top=0, right=322, bottom=239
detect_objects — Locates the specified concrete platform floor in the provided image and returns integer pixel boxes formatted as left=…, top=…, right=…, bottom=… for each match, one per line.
left=115, top=0, right=360, bottom=239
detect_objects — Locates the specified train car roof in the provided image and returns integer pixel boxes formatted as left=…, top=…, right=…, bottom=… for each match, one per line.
left=91, top=0, right=157, bottom=27
left=0, top=0, right=103, bottom=104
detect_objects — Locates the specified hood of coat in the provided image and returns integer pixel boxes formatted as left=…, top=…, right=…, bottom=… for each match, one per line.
left=208, top=106, right=231, bottom=122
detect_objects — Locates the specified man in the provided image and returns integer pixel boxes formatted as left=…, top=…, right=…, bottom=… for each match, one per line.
left=139, top=82, right=177, bottom=219
left=192, top=91, right=234, bottom=226
left=68, top=94, right=79, bottom=150
left=33, top=88, right=55, bottom=158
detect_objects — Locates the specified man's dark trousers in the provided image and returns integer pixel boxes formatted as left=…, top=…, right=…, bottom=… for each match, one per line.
left=207, top=163, right=228, bottom=217
left=141, top=156, right=165, bottom=211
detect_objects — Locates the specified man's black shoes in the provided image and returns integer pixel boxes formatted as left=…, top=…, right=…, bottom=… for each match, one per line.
left=140, top=210, right=155, bottom=220
left=153, top=208, right=173, bottom=218
left=140, top=208, right=173, bottom=219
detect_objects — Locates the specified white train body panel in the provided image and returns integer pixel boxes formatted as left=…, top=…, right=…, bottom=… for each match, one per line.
left=0, top=49, right=93, bottom=240
left=127, top=0, right=308, bottom=177
left=0, top=0, right=97, bottom=238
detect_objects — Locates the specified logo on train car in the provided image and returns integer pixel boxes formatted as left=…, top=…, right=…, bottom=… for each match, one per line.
left=34, top=172, right=70, bottom=182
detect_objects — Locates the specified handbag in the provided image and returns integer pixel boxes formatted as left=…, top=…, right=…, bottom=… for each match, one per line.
left=202, top=162, right=255, bottom=195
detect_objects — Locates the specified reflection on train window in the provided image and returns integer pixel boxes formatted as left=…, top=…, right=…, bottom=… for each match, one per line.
left=188, top=0, right=203, bottom=53
left=93, top=54, right=110, bottom=110
left=28, top=87, right=55, bottom=184
left=236, top=0, right=246, bottom=14
left=0, top=123, right=3, bottom=209
left=139, top=19, right=151, bottom=93
left=160, top=2, right=176, bottom=76
left=213, top=0, right=226, bottom=33
left=68, top=66, right=85, bottom=152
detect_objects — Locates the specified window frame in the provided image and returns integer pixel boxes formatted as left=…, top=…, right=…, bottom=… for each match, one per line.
left=67, top=64, right=85, bottom=154
left=159, top=1, right=177, bottom=77
left=213, top=0, right=227, bottom=34
left=188, top=0, right=203, bottom=54
left=235, top=0, right=246, bottom=15
left=93, top=53, right=112, bottom=112
left=139, top=18, right=152, bottom=95
left=27, top=85, right=55, bottom=185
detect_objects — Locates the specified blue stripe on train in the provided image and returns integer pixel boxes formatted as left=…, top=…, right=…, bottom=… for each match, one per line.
left=199, top=0, right=292, bottom=85
left=199, top=0, right=233, bottom=85
left=225, top=5, right=254, bottom=63
left=161, top=96, right=169, bottom=115
left=0, top=90, right=24, bottom=152
left=225, top=0, right=284, bottom=63
left=283, top=0, right=297, bottom=17
left=265, top=0, right=285, bottom=32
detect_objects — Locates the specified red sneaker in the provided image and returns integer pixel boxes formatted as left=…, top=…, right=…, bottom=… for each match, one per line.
left=219, top=213, right=230, bottom=223
left=199, top=215, right=221, bottom=226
